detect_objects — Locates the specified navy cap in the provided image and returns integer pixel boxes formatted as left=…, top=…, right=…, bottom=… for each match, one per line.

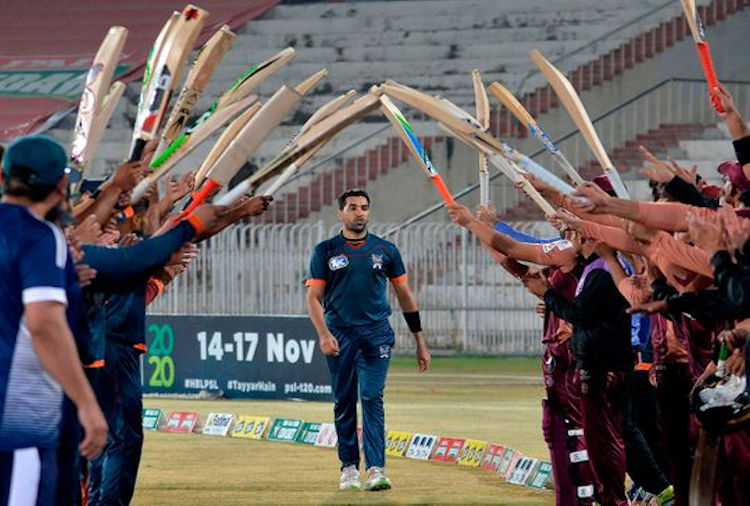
left=2, top=135, right=69, bottom=187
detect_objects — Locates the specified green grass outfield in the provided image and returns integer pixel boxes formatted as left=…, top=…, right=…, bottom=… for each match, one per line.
left=135, top=356, right=554, bottom=505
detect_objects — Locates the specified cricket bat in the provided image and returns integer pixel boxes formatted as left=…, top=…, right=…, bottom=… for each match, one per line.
left=488, top=81, right=585, bottom=185
left=129, top=5, right=208, bottom=162
left=247, top=89, right=358, bottom=197
left=383, top=81, right=573, bottom=197
left=181, top=69, right=328, bottom=217
left=217, top=89, right=382, bottom=206
left=156, top=25, right=236, bottom=155
left=441, top=122, right=556, bottom=215
left=70, top=26, right=128, bottom=181
left=379, top=95, right=454, bottom=204
left=689, top=428, right=720, bottom=506
left=681, top=0, right=723, bottom=113
left=472, top=69, right=491, bottom=205
left=192, top=47, right=297, bottom=184
left=530, top=49, right=630, bottom=199
left=130, top=95, right=260, bottom=202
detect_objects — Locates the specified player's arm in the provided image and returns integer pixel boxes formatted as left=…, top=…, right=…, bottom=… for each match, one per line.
left=25, top=302, right=107, bottom=459
left=390, top=279, right=430, bottom=372
left=305, top=282, right=339, bottom=356
left=305, top=244, right=338, bottom=356
left=21, top=230, right=107, bottom=459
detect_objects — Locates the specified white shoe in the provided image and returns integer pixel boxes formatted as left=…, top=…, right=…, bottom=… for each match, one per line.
left=339, top=465, right=361, bottom=490
left=364, top=467, right=391, bottom=491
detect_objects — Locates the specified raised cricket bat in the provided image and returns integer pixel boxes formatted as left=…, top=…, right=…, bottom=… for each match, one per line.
left=472, top=69, right=491, bottom=205
left=156, top=25, right=236, bottom=155
left=129, top=5, right=208, bottom=162
left=441, top=122, right=556, bottom=215
left=181, top=69, right=328, bottom=217
left=681, top=0, right=723, bottom=113
left=70, top=26, right=128, bottom=181
left=488, top=81, right=585, bottom=185
left=137, top=12, right=179, bottom=126
left=530, top=49, right=630, bottom=199
left=192, top=47, right=297, bottom=184
left=383, top=81, right=573, bottom=196
left=246, top=89, right=358, bottom=196
left=379, top=95, right=454, bottom=204
left=217, top=89, right=382, bottom=206
left=130, top=95, right=260, bottom=202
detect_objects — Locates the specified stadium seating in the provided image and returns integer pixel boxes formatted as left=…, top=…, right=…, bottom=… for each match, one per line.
left=41, top=0, right=748, bottom=222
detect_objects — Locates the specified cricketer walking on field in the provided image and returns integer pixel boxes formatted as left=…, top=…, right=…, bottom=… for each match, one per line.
left=305, top=188, right=431, bottom=492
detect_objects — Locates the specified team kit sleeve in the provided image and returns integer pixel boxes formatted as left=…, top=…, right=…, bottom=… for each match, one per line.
left=305, top=243, right=328, bottom=287
left=19, top=225, right=68, bottom=305
left=387, top=244, right=408, bottom=284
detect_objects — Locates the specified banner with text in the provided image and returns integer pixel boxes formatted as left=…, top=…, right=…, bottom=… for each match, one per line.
left=142, top=315, right=332, bottom=401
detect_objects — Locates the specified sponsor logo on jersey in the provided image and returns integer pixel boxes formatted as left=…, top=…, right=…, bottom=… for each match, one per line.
left=328, top=254, right=349, bottom=271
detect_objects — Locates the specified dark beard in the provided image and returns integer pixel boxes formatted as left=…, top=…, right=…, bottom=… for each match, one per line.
left=45, top=203, right=74, bottom=226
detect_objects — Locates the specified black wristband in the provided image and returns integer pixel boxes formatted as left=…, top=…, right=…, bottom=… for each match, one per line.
left=402, top=311, right=422, bottom=333
left=733, top=136, right=750, bottom=166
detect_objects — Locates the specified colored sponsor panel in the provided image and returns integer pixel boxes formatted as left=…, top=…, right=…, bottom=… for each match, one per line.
left=457, top=439, right=487, bottom=467
left=163, top=411, right=199, bottom=434
left=508, top=456, right=536, bottom=484
left=480, top=444, right=505, bottom=472
left=405, top=434, right=438, bottom=460
left=430, top=437, right=466, bottom=463
left=526, top=460, right=554, bottom=490
left=266, top=418, right=304, bottom=442
left=142, top=408, right=164, bottom=431
left=498, top=448, right=522, bottom=479
left=315, top=423, right=338, bottom=448
left=385, top=431, right=412, bottom=457
left=231, top=415, right=270, bottom=440
left=295, top=422, right=323, bottom=445
left=202, top=412, right=235, bottom=436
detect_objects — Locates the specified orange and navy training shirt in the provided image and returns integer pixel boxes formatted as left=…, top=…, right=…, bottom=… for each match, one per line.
left=306, top=232, right=407, bottom=329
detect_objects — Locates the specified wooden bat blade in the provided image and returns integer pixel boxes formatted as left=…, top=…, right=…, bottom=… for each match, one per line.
left=215, top=47, right=296, bottom=110
left=472, top=69, right=490, bottom=128
left=488, top=81, right=535, bottom=129
left=530, top=49, right=629, bottom=198
left=689, top=429, right=720, bottom=506
left=472, top=69, right=490, bottom=205
left=129, top=5, right=208, bottom=161
left=379, top=95, right=435, bottom=177
left=681, top=0, right=703, bottom=42
left=300, top=89, right=356, bottom=136
left=157, top=25, right=236, bottom=154
left=294, top=68, right=328, bottom=96
left=379, top=95, right=454, bottom=203
left=132, top=96, right=260, bottom=202
left=138, top=12, right=179, bottom=114
left=239, top=90, right=383, bottom=198
left=71, top=26, right=128, bottom=169
left=205, top=85, right=304, bottom=187
left=194, top=101, right=261, bottom=186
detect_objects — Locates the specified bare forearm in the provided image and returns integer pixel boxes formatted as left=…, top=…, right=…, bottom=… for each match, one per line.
left=80, top=186, right=123, bottom=227
left=725, top=112, right=750, bottom=140
left=599, top=197, right=639, bottom=222
left=306, top=296, right=330, bottom=339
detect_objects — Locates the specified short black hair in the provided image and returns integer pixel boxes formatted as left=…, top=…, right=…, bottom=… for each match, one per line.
left=338, top=188, right=370, bottom=210
left=2, top=174, right=57, bottom=202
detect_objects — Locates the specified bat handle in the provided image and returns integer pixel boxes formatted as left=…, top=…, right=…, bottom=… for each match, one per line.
left=175, top=179, right=221, bottom=224
left=129, top=138, right=147, bottom=162
left=479, top=171, right=490, bottom=206
left=431, top=174, right=455, bottom=205
left=696, top=42, right=724, bottom=114
left=131, top=178, right=152, bottom=203
left=215, top=180, right=251, bottom=206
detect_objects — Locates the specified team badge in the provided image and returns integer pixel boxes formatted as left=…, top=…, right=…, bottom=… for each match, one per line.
left=379, top=345, right=391, bottom=359
left=328, top=254, right=349, bottom=270
left=371, top=253, right=384, bottom=270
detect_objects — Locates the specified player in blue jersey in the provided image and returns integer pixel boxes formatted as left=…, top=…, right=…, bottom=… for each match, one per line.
left=0, top=135, right=107, bottom=505
left=306, top=189, right=431, bottom=492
